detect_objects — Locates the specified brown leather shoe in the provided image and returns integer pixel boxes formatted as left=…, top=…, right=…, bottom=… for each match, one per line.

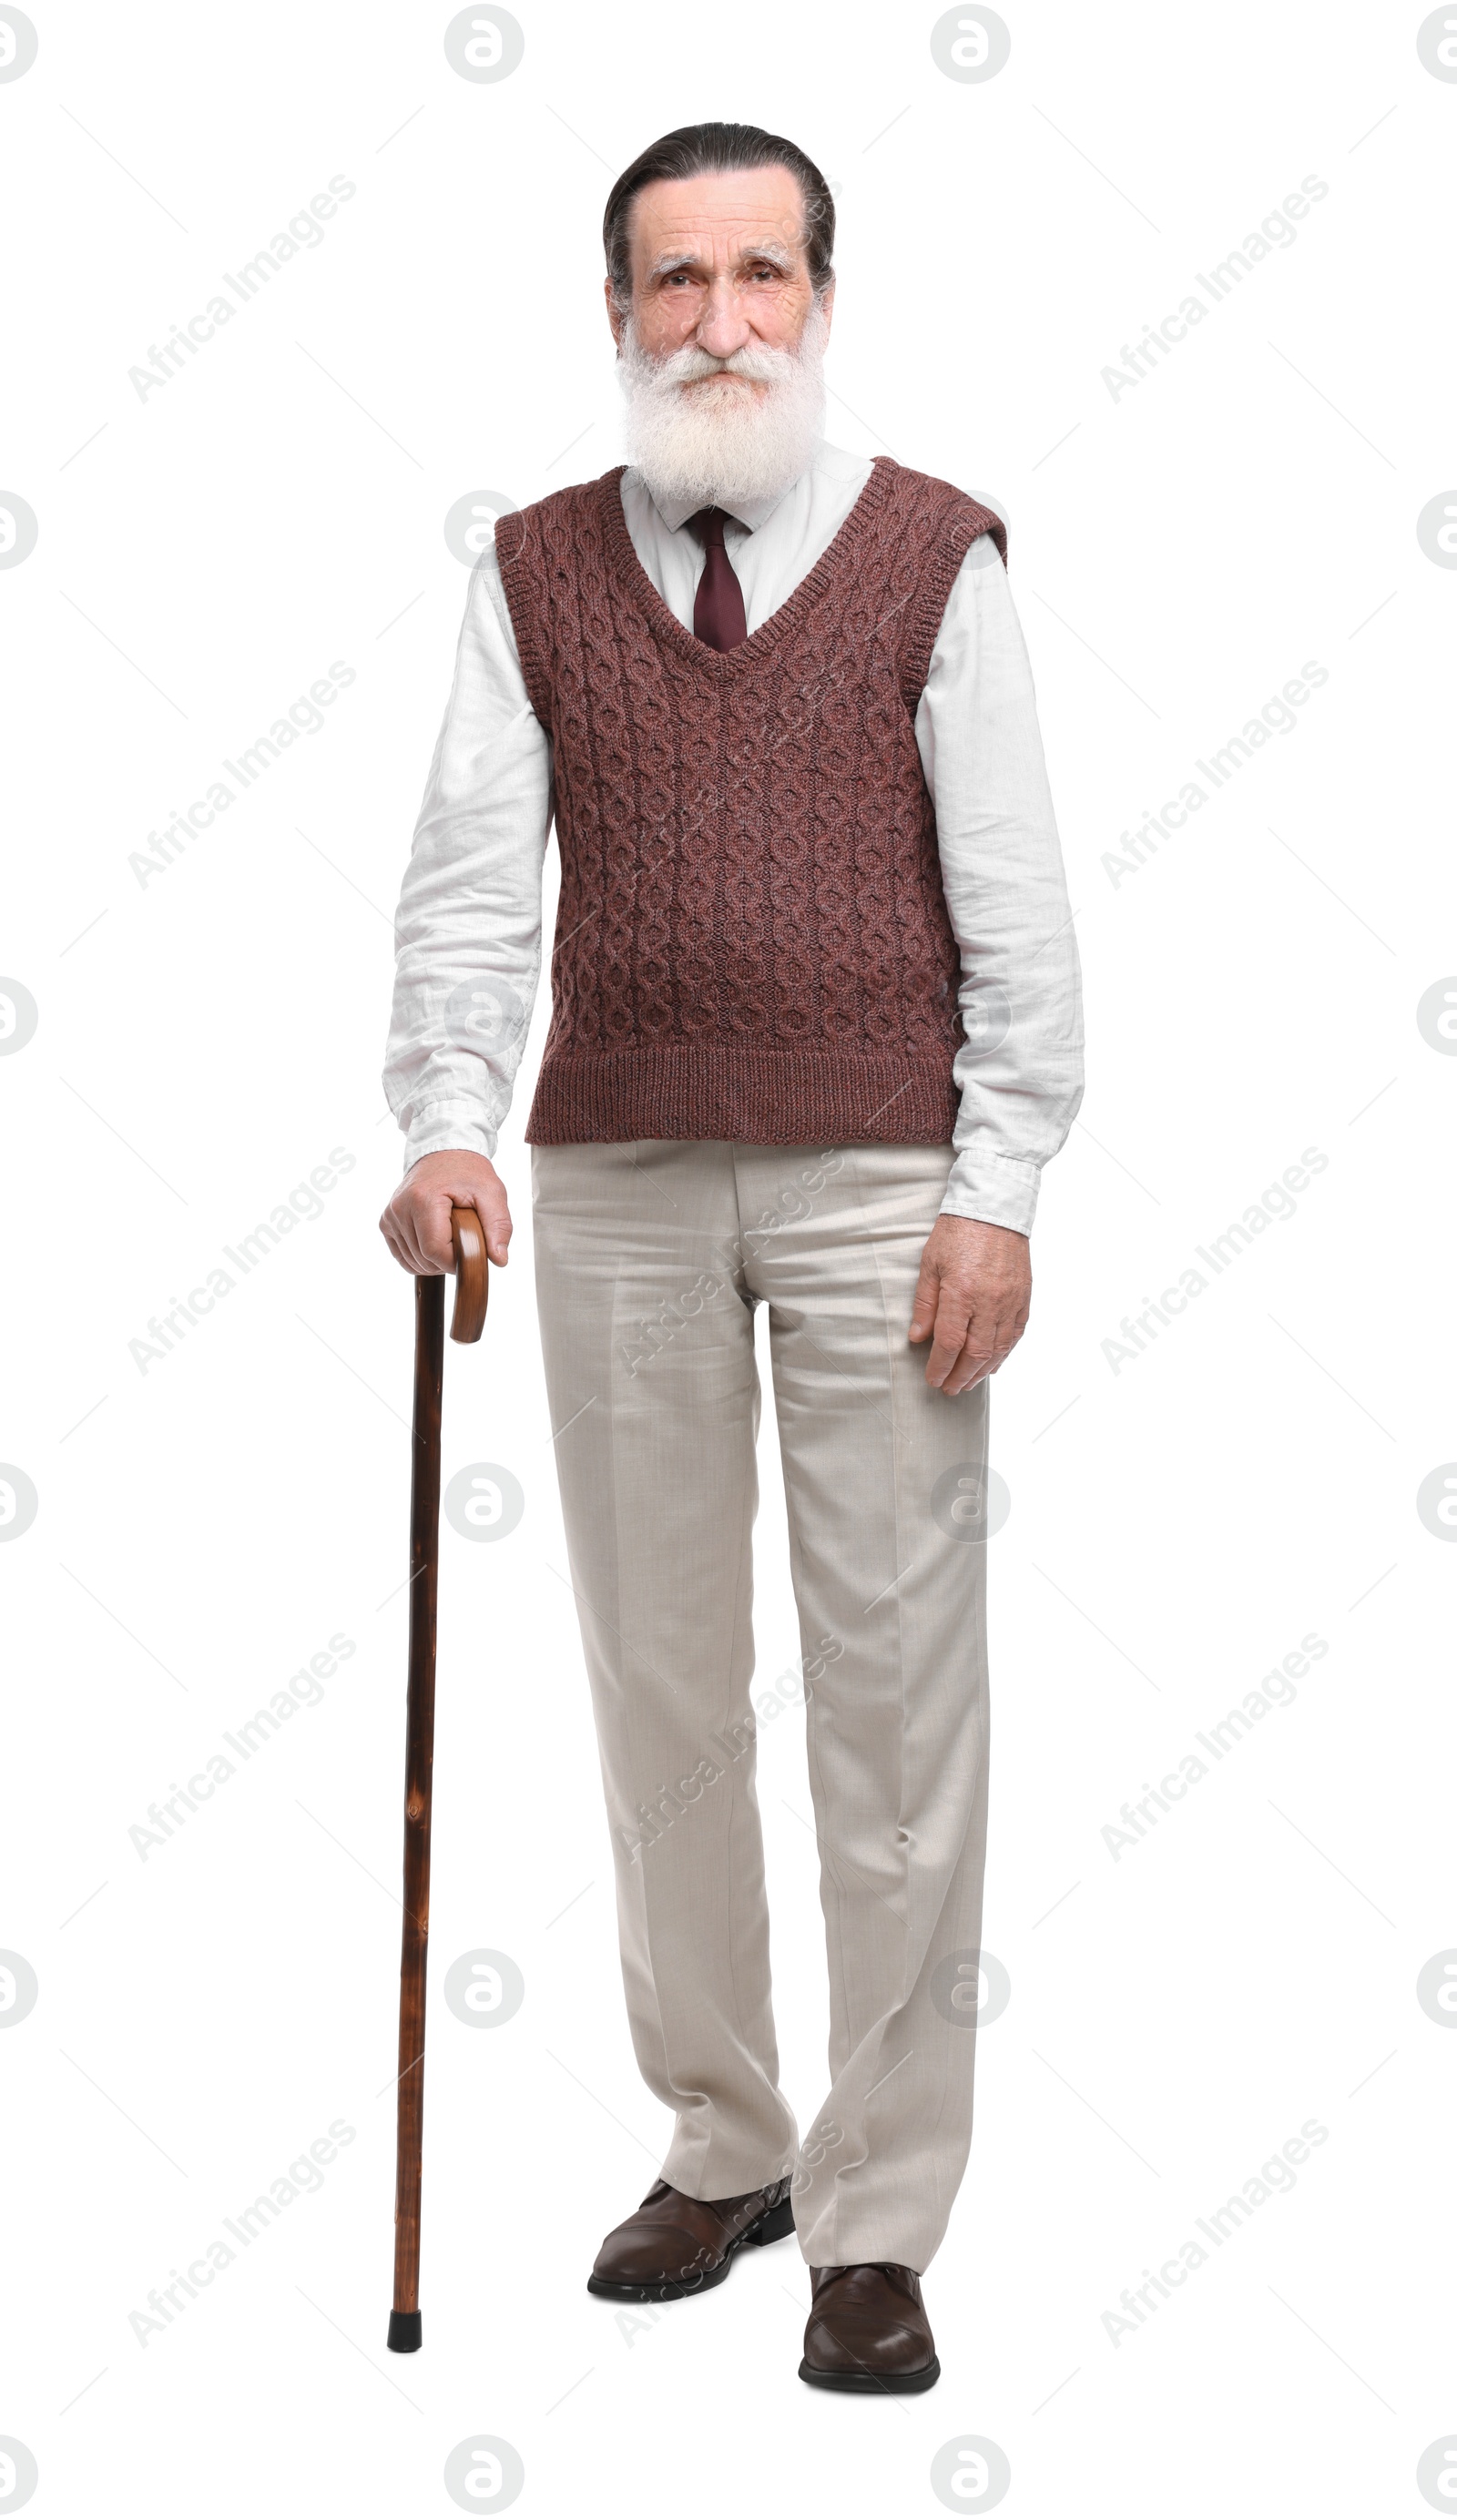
left=587, top=2176, right=795, bottom=2302
left=800, top=2262, right=940, bottom=2392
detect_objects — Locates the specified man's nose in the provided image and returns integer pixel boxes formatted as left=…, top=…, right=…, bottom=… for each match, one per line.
left=694, top=277, right=754, bottom=359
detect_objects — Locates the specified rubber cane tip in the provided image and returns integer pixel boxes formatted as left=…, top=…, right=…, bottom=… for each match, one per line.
left=387, top=2309, right=423, bottom=2353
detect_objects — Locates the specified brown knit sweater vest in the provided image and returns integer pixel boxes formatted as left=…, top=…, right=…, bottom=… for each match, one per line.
left=495, top=457, right=1007, bottom=1147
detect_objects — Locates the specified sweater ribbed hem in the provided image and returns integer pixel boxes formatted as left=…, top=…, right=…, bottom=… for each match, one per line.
left=525, top=1049, right=961, bottom=1147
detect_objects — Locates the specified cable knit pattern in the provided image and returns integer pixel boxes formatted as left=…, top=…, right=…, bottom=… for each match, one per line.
left=495, top=457, right=1007, bottom=1147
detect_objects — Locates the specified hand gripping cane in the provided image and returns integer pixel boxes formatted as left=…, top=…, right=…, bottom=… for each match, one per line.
left=387, top=1205, right=489, bottom=2352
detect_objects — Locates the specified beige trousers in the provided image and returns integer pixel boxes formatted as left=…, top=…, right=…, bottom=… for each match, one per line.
left=531, top=1138, right=992, bottom=2271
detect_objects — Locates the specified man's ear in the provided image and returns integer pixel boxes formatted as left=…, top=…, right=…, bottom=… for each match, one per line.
left=605, top=275, right=625, bottom=348
left=819, top=279, right=836, bottom=345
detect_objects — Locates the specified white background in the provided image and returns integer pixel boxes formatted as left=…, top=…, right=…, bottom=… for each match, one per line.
left=3, top=3, right=1455, bottom=2515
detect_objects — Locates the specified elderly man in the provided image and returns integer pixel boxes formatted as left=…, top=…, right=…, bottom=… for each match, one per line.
left=382, top=120, right=1082, bottom=2392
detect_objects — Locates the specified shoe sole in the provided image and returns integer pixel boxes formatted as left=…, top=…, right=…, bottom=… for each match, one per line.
left=586, top=2193, right=795, bottom=2302
left=798, top=2354, right=941, bottom=2394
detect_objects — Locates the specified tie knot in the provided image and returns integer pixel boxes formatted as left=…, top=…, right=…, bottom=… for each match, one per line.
left=688, top=505, right=729, bottom=550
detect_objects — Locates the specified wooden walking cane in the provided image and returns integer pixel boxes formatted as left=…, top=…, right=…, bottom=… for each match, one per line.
left=387, top=1204, right=489, bottom=2353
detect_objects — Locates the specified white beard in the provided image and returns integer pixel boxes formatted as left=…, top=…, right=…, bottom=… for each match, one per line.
left=616, top=298, right=829, bottom=511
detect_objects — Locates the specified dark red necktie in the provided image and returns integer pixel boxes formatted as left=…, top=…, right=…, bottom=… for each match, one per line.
left=688, top=507, right=748, bottom=651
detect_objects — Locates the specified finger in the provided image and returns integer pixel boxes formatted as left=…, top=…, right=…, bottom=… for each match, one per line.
left=382, top=1201, right=422, bottom=1275
left=907, top=1252, right=941, bottom=1344
left=943, top=1307, right=1027, bottom=1395
left=464, top=1188, right=513, bottom=1268
left=922, top=1282, right=973, bottom=1387
left=943, top=1342, right=1000, bottom=1396
left=414, top=1193, right=455, bottom=1272
left=939, top=1294, right=1004, bottom=1395
left=942, top=1336, right=997, bottom=1395
left=379, top=1214, right=416, bottom=1275
left=393, top=1194, right=444, bottom=1275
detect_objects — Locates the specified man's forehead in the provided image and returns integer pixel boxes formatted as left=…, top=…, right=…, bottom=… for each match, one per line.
left=629, top=170, right=806, bottom=264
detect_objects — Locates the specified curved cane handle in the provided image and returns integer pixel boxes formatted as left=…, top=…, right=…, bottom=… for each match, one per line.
left=449, top=1205, right=489, bottom=1344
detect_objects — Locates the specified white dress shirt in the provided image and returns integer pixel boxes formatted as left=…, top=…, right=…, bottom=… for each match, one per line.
left=384, top=440, right=1084, bottom=1235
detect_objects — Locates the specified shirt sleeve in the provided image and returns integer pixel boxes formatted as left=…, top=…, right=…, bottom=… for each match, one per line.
left=382, top=529, right=553, bottom=1171
left=915, top=531, right=1085, bottom=1235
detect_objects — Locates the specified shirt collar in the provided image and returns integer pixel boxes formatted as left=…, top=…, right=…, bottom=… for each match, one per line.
left=631, top=448, right=822, bottom=539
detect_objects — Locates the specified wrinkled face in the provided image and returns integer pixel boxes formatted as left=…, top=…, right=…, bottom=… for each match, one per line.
left=606, top=165, right=832, bottom=389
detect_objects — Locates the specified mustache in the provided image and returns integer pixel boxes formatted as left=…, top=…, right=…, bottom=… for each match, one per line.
left=638, top=339, right=801, bottom=391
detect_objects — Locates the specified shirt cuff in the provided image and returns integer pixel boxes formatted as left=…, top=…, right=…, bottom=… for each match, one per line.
left=401, top=1105, right=498, bottom=1173
left=938, top=1151, right=1040, bottom=1236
